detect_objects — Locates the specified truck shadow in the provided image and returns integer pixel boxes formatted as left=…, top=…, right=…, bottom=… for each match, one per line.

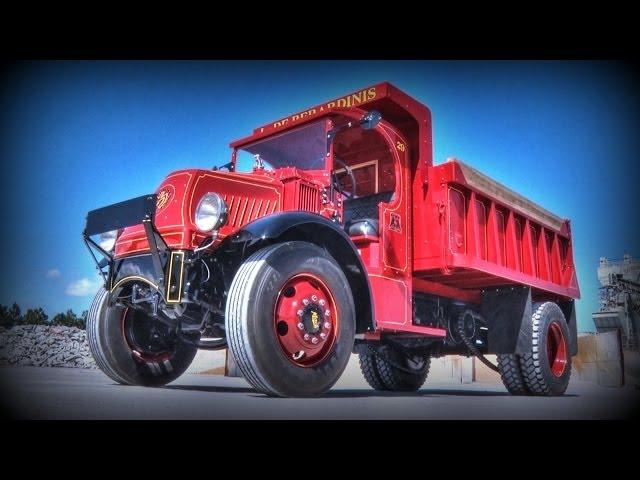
left=325, top=389, right=512, bottom=398
left=164, top=384, right=256, bottom=394
left=163, top=384, right=578, bottom=398
left=324, top=389, right=578, bottom=398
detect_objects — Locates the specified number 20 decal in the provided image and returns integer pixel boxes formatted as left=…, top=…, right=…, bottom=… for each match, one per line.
left=396, top=141, right=406, bottom=152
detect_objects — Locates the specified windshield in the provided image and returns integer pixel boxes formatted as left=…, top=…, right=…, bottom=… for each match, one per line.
left=236, top=120, right=327, bottom=171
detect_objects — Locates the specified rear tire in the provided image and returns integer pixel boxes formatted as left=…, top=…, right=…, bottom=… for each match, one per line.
left=225, top=241, right=355, bottom=397
left=358, top=352, right=389, bottom=390
left=87, top=286, right=197, bottom=387
left=497, top=354, right=529, bottom=395
left=519, top=302, right=572, bottom=396
left=359, top=346, right=430, bottom=392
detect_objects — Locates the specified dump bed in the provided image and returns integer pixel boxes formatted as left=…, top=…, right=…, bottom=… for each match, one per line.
left=414, top=158, right=580, bottom=300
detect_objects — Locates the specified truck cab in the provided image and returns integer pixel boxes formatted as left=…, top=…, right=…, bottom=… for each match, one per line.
left=84, top=82, right=579, bottom=397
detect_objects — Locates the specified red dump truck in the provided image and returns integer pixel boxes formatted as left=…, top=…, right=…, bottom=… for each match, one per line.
left=83, top=82, right=580, bottom=397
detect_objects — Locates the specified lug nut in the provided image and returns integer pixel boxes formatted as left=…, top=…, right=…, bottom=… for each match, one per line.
left=297, top=310, right=304, bottom=317
left=311, top=337, right=319, bottom=344
left=297, top=322, right=304, bottom=330
left=302, top=299, right=310, bottom=306
left=324, top=321, right=331, bottom=329
left=311, top=295, right=318, bottom=302
left=325, top=309, right=331, bottom=317
left=319, top=299, right=326, bottom=306
left=320, top=332, right=327, bottom=339
left=304, top=334, right=310, bottom=340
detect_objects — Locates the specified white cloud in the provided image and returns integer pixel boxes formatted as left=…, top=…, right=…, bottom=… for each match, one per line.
left=46, top=269, right=61, bottom=279
left=66, top=278, right=98, bottom=297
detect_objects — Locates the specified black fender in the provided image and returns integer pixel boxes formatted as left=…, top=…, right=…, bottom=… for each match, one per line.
left=217, top=211, right=375, bottom=334
left=482, top=286, right=533, bottom=355
left=559, top=299, right=579, bottom=357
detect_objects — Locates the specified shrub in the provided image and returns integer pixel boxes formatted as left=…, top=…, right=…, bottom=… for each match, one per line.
left=0, top=303, right=22, bottom=328
left=23, top=308, right=49, bottom=325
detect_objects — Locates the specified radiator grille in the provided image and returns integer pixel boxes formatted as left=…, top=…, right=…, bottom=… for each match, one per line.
left=298, top=184, right=319, bottom=212
left=223, top=194, right=277, bottom=227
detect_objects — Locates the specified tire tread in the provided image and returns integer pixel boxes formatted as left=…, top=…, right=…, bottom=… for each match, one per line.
left=358, top=352, right=388, bottom=390
left=497, top=354, right=529, bottom=395
left=359, top=348, right=430, bottom=392
left=86, top=287, right=132, bottom=385
left=226, top=244, right=286, bottom=395
left=519, top=302, right=572, bottom=396
left=375, top=354, right=430, bottom=391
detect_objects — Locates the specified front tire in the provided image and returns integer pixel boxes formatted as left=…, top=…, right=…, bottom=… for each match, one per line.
left=87, top=286, right=197, bottom=387
left=225, top=241, right=356, bottom=397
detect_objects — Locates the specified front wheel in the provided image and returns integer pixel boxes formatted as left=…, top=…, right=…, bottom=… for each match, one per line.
left=225, top=241, right=356, bottom=397
left=87, top=286, right=197, bottom=387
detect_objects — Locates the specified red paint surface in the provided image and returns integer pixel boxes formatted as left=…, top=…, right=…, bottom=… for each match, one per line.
left=113, top=82, right=580, bottom=338
left=273, top=273, right=339, bottom=367
left=548, top=321, right=568, bottom=377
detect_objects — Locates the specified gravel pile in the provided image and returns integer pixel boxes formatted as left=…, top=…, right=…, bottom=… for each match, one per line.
left=0, top=325, right=97, bottom=369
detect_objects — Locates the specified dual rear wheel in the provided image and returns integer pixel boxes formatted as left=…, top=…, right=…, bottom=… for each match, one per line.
left=359, top=347, right=431, bottom=391
left=497, top=302, right=572, bottom=396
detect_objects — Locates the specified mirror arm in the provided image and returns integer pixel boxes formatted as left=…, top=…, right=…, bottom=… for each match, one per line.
left=326, top=110, right=382, bottom=155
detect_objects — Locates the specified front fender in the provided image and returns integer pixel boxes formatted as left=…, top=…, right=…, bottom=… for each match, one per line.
left=223, top=212, right=375, bottom=333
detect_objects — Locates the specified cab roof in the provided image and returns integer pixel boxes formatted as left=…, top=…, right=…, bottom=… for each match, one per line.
left=229, top=82, right=431, bottom=150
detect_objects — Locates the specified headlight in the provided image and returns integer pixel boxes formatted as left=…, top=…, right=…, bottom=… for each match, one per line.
left=99, top=230, right=118, bottom=252
left=195, top=193, right=228, bottom=232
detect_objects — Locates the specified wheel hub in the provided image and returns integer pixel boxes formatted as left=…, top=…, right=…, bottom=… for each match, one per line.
left=274, top=273, right=339, bottom=367
left=122, top=307, right=173, bottom=363
left=301, top=304, right=323, bottom=334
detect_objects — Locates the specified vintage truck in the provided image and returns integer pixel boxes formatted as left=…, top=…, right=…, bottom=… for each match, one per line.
left=84, top=82, right=580, bottom=397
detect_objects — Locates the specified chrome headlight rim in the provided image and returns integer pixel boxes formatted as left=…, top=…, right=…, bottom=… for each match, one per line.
left=194, top=192, right=228, bottom=232
left=98, top=229, right=118, bottom=252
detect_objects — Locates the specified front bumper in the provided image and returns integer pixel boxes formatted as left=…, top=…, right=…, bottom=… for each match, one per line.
left=83, top=193, right=187, bottom=303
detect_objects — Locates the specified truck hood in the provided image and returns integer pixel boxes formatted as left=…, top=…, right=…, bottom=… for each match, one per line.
left=115, top=169, right=283, bottom=257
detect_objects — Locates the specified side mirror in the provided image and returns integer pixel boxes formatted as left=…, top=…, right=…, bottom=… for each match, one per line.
left=360, top=110, right=382, bottom=130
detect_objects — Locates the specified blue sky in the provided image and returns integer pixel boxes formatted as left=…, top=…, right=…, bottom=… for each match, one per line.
left=1, top=61, right=638, bottom=331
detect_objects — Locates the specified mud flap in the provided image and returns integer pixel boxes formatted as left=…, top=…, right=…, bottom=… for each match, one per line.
left=481, top=286, right=532, bottom=355
left=559, top=300, right=579, bottom=356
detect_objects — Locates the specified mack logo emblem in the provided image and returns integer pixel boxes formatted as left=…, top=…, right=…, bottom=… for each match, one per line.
left=156, top=185, right=174, bottom=211
left=311, top=311, right=320, bottom=330
left=389, top=212, right=401, bottom=233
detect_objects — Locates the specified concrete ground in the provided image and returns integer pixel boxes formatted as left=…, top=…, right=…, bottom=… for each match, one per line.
left=1, top=357, right=638, bottom=420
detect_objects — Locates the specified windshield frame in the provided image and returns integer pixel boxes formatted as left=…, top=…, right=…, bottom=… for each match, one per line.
left=232, top=119, right=331, bottom=172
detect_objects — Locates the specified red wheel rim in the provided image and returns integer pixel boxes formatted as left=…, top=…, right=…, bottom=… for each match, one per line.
left=547, top=321, right=567, bottom=377
left=273, top=273, right=339, bottom=367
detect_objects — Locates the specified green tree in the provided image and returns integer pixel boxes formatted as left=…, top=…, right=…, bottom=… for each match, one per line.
left=51, top=309, right=87, bottom=329
left=0, top=303, right=22, bottom=327
left=23, top=308, right=48, bottom=325
left=52, top=309, right=77, bottom=327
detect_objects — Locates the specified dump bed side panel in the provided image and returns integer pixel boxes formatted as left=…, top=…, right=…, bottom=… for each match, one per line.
left=413, top=160, right=580, bottom=300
